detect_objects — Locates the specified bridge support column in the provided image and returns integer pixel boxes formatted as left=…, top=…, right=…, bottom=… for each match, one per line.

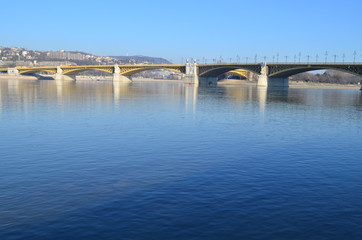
left=54, top=66, right=63, bottom=80
left=7, top=68, right=19, bottom=76
left=199, top=77, right=218, bottom=86
left=55, top=67, right=75, bottom=81
left=257, top=64, right=289, bottom=87
left=183, top=60, right=199, bottom=85
left=113, top=65, right=132, bottom=82
left=267, top=77, right=289, bottom=87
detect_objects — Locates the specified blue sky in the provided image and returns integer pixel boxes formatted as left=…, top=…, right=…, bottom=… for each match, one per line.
left=1, top=0, right=362, bottom=63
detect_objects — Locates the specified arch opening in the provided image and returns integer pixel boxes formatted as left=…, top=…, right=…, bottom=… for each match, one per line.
left=62, top=68, right=114, bottom=76
left=290, top=69, right=362, bottom=85
left=72, top=70, right=114, bottom=81
left=20, top=70, right=57, bottom=75
left=199, top=66, right=259, bottom=78
left=125, top=68, right=184, bottom=80
left=269, top=65, right=362, bottom=79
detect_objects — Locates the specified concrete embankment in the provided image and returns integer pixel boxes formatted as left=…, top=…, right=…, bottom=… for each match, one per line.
left=289, top=81, right=360, bottom=90
left=0, top=75, right=38, bottom=80
left=218, top=79, right=361, bottom=90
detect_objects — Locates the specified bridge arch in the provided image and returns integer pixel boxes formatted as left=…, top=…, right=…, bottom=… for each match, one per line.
left=18, top=69, right=57, bottom=75
left=120, top=65, right=186, bottom=76
left=198, top=64, right=261, bottom=78
left=227, top=69, right=249, bottom=79
left=268, top=64, right=362, bottom=78
left=61, top=67, right=114, bottom=76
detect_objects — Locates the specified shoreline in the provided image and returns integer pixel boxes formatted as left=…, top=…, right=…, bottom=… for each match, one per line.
left=218, top=79, right=361, bottom=90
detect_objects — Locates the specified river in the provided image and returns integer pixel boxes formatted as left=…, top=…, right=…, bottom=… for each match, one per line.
left=1, top=79, right=362, bottom=240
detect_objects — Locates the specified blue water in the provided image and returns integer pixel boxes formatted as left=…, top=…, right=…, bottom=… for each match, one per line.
left=1, top=79, right=362, bottom=240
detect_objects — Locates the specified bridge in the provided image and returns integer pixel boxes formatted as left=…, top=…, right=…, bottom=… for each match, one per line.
left=1, top=62, right=362, bottom=87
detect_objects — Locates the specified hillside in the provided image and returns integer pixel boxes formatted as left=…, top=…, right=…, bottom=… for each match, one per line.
left=0, top=46, right=171, bottom=67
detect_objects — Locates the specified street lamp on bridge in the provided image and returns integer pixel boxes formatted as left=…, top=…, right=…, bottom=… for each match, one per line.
left=353, top=50, right=357, bottom=63
left=316, top=54, right=319, bottom=63
left=285, top=56, right=288, bottom=63
left=325, top=51, right=328, bottom=63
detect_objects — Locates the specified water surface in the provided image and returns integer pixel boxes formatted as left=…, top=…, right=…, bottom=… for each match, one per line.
left=1, top=79, right=362, bottom=240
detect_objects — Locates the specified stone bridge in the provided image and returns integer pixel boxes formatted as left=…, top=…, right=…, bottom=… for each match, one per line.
left=1, top=63, right=362, bottom=87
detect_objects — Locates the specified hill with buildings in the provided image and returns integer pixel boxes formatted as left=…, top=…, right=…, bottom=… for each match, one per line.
left=0, top=46, right=170, bottom=67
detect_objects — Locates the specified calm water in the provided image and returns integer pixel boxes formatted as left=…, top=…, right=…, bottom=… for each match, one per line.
left=1, top=79, right=362, bottom=240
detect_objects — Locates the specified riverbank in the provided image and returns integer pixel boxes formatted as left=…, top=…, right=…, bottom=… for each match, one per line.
left=289, top=81, right=360, bottom=90
left=218, top=79, right=361, bottom=90
left=0, top=75, right=38, bottom=80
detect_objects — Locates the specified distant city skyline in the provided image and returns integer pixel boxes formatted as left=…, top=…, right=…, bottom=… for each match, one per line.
left=1, top=0, right=362, bottom=63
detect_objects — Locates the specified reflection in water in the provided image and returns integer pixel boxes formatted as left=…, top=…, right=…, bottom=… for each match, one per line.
left=0, top=79, right=362, bottom=117
left=184, top=84, right=198, bottom=114
left=7, top=79, right=20, bottom=96
left=112, top=81, right=132, bottom=104
left=257, top=87, right=267, bottom=114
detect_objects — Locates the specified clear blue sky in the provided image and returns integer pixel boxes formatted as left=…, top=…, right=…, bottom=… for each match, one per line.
left=2, top=0, right=362, bottom=63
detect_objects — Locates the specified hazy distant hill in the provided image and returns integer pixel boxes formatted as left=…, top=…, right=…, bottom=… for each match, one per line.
left=0, top=46, right=171, bottom=67
left=111, top=56, right=171, bottom=64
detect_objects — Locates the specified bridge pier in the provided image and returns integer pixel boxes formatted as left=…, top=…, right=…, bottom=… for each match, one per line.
left=183, top=60, right=199, bottom=85
left=257, top=76, right=289, bottom=87
left=54, top=66, right=74, bottom=81
left=184, top=75, right=199, bottom=85
left=113, top=75, right=132, bottom=82
left=113, top=65, right=132, bottom=82
left=199, top=76, right=218, bottom=86
left=7, top=68, right=19, bottom=76
left=257, top=64, right=289, bottom=87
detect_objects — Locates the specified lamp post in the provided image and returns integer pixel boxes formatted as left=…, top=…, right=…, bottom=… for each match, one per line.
left=316, top=54, right=319, bottom=63
left=325, top=51, right=328, bottom=63
left=333, top=54, right=337, bottom=63
left=236, top=55, right=240, bottom=63
left=294, top=54, right=297, bottom=63
left=246, top=57, right=249, bottom=63
left=254, top=54, right=257, bottom=63
left=285, top=56, right=288, bottom=63
left=353, top=50, right=357, bottom=63
left=276, top=53, right=279, bottom=63
left=272, top=56, right=275, bottom=63
left=307, top=55, right=310, bottom=64
left=342, top=53, right=345, bottom=63
left=298, top=52, right=301, bottom=63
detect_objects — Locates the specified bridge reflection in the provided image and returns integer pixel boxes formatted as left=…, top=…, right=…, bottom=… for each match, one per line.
left=0, top=79, right=361, bottom=116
